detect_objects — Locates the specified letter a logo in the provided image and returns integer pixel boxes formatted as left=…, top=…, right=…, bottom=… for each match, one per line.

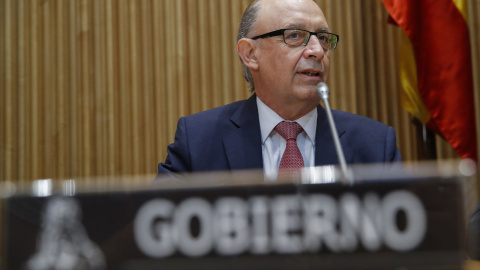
left=26, top=196, right=106, bottom=270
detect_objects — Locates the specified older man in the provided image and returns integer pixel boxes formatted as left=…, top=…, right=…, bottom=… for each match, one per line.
left=157, top=0, right=401, bottom=178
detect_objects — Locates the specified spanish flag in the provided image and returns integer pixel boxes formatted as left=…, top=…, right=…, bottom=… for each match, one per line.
left=382, top=0, right=477, bottom=161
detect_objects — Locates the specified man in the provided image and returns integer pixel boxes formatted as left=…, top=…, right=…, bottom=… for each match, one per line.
left=157, top=0, right=401, bottom=178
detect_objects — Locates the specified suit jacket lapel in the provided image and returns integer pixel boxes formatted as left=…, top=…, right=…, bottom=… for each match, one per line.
left=223, top=95, right=264, bottom=170
left=315, top=105, right=350, bottom=166
left=223, top=100, right=350, bottom=169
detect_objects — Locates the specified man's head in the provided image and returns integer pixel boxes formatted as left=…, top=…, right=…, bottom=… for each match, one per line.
left=237, top=0, right=335, bottom=120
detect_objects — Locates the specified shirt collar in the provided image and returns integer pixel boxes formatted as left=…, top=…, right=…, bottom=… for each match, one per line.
left=256, top=96, right=317, bottom=145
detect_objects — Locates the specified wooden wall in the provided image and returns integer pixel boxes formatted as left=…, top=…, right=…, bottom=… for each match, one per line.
left=1, top=0, right=479, bottom=182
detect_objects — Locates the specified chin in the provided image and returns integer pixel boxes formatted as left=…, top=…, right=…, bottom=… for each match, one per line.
left=294, top=86, right=319, bottom=100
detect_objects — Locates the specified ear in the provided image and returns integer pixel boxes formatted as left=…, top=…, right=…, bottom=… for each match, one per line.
left=237, top=38, right=259, bottom=71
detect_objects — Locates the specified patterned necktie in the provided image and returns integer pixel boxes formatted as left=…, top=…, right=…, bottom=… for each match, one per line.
left=274, top=121, right=304, bottom=173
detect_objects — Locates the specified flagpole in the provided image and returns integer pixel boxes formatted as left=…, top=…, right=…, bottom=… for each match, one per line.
left=413, top=118, right=437, bottom=160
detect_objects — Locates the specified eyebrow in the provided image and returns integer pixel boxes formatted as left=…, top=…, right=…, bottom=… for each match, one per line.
left=283, top=23, right=330, bottom=32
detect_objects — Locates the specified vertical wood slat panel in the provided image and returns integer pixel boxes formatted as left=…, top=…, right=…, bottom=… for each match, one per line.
left=341, top=0, right=356, bottom=112
left=140, top=0, right=153, bottom=174
left=176, top=1, right=188, bottom=117
left=198, top=1, right=209, bottom=111
left=0, top=0, right=5, bottom=181
left=210, top=0, right=221, bottom=108
left=9, top=0, right=17, bottom=181
left=93, top=0, right=105, bottom=177
left=129, top=0, right=140, bottom=174
left=19, top=0, right=29, bottom=182
left=2, top=0, right=14, bottom=181
left=220, top=0, right=232, bottom=104
left=1, top=0, right=479, bottom=182
left=42, top=0, right=52, bottom=178
left=45, top=0, right=54, bottom=178
left=79, top=0, right=90, bottom=176
left=363, top=1, right=380, bottom=120
left=374, top=2, right=389, bottom=125
left=352, top=0, right=367, bottom=116
left=117, top=0, right=129, bottom=175
left=151, top=0, right=167, bottom=162
left=30, top=0, right=40, bottom=181
left=17, top=0, right=25, bottom=182
left=186, top=0, right=198, bottom=114
left=68, top=0, right=78, bottom=177
left=164, top=0, right=175, bottom=144
left=105, top=0, right=115, bottom=176
left=55, top=0, right=63, bottom=179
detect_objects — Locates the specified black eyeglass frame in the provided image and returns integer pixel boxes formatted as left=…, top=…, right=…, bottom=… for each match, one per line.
left=251, top=29, right=340, bottom=50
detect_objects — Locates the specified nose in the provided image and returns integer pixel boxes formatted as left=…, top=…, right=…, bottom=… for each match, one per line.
left=303, top=35, right=325, bottom=60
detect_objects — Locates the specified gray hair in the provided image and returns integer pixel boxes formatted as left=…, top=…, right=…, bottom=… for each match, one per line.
left=237, top=0, right=262, bottom=92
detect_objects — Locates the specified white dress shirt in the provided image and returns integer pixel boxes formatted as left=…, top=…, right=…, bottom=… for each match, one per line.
left=256, top=97, right=317, bottom=180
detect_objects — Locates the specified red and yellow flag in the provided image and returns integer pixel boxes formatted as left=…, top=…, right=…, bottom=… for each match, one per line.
left=382, top=0, right=477, bottom=161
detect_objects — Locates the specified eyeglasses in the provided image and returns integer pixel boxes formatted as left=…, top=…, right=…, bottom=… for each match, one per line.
left=251, top=29, right=339, bottom=50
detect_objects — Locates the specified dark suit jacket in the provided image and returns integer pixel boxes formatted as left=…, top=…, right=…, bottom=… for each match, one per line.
left=157, top=94, right=401, bottom=174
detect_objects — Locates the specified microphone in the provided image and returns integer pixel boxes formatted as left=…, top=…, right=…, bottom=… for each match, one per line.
left=316, top=82, right=353, bottom=184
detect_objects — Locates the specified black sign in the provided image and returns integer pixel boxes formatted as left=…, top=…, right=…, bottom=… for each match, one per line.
left=6, top=177, right=465, bottom=270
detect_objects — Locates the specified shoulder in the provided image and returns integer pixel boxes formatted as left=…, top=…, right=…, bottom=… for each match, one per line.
left=329, top=109, right=401, bottom=162
left=175, top=97, right=256, bottom=140
left=183, top=99, right=246, bottom=124
left=331, top=110, right=391, bottom=131
left=330, top=109, right=396, bottom=146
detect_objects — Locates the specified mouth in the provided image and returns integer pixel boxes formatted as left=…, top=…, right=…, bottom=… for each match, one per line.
left=300, top=71, right=320, bottom=77
left=297, top=69, right=323, bottom=80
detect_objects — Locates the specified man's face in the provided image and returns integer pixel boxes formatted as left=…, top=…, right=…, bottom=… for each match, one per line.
left=252, top=0, right=331, bottom=115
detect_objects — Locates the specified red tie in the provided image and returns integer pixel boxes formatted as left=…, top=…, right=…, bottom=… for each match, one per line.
left=274, top=121, right=304, bottom=173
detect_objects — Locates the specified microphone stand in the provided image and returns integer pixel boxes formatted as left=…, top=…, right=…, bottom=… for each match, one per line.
left=316, top=82, right=354, bottom=185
